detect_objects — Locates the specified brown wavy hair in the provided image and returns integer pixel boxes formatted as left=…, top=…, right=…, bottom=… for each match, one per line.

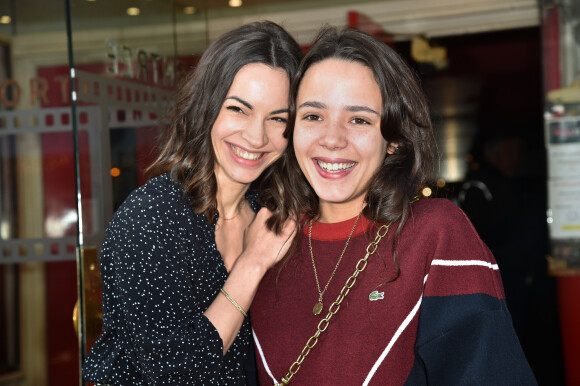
left=279, top=26, right=437, bottom=232
left=146, top=21, right=302, bottom=230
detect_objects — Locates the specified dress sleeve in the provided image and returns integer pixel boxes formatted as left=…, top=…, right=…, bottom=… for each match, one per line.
left=405, top=200, right=537, bottom=385
left=101, top=189, right=226, bottom=383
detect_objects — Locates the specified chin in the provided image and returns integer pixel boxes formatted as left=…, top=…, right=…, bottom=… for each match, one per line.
left=234, top=171, right=265, bottom=185
left=316, top=192, right=353, bottom=204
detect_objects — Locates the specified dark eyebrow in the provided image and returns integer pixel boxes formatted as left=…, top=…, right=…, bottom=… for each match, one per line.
left=297, top=101, right=327, bottom=110
left=298, top=101, right=379, bottom=116
left=346, top=105, right=380, bottom=116
left=226, top=96, right=253, bottom=110
left=226, top=96, right=288, bottom=115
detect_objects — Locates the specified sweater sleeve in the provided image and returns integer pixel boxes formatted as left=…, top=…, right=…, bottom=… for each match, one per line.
left=405, top=200, right=537, bottom=385
left=97, top=186, right=226, bottom=383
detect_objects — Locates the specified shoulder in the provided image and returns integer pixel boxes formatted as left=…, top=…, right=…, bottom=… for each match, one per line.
left=407, top=198, right=473, bottom=231
left=109, top=173, right=198, bottom=232
left=402, top=200, right=504, bottom=298
left=124, top=173, right=182, bottom=207
left=401, top=198, right=490, bottom=260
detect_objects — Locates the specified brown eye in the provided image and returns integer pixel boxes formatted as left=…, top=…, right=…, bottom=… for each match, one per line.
left=226, top=106, right=244, bottom=114
left=351, top=117, right=370, bottom=125
left=304, top=114, right=322, bottom=121
left=270, top=117, right=288, bottom=124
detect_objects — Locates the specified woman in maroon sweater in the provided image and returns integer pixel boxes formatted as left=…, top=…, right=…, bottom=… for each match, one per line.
left=251, top=27, right=537, bottom=385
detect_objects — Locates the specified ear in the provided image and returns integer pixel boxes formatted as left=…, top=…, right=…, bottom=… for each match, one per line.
left=386, top=142, right=399, bottom=155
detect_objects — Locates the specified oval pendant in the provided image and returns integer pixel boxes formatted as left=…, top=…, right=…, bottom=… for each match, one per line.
left=313, top=301, right=323, bottom=315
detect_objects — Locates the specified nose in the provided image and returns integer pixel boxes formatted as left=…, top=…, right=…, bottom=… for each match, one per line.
left=241, top=116, right=268, bottom=148
left=318, top=120, right=347, bottom=150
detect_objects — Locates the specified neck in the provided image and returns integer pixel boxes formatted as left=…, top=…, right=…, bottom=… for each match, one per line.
left=318, top=200, right=365, bottom=223
left=215, top=174, right=249, bottom=220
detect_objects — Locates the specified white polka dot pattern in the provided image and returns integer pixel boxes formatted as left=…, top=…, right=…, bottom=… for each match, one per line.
left=82, top=173, right=258, bottom=385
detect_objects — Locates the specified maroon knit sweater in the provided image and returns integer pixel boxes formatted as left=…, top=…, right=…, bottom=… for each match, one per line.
left=251, top=198, right=536, bottom=385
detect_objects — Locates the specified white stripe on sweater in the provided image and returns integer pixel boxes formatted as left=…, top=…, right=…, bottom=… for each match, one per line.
left=431, top=259, right=499, bottom=270
left=363, top=259, right=499, bottom=383
left=253, top=328, right=279, bottom=385
left=257, top=261, right=496, bottom=385
left=362, top=274, right=429, bottom=386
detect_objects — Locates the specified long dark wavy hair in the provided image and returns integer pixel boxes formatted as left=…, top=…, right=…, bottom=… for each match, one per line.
left=146, top=21, right=302, bottom=231
left=280, top=26, right=437, bottom=233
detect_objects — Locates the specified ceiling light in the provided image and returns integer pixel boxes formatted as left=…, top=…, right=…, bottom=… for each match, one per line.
left=0, top=15, right=11, bottom=24
left=184, top=6, right=196, bottom=14
left=126, top=7, right=140, bottom=16
left=229, top=0, right=242, bottom=7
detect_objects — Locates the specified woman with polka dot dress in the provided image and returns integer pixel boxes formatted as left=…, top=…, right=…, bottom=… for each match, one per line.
left=83, top=21, right=301, bottom=385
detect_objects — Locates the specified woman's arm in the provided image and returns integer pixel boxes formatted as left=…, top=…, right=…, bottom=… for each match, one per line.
left=100, top=188, right=295, bottom=383
left=408, top=295, right=537, bottom=384
left=203, top=208, right=296, bottom=354
left=406, top=199, right=536, bottom=384
left=104, top=199, right=225, bottom=383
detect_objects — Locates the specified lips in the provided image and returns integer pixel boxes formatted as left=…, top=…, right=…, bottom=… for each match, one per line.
left=230, top=144, right=265, bottom=161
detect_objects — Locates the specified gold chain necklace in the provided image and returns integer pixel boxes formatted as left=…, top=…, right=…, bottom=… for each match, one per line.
left=308, top=213, right=361, bottom=316
left=275, top=221, right=393, bottom=385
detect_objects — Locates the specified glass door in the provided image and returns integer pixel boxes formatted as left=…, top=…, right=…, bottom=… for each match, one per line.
left=0, top=1, right=79, bottom=384
left=66, top=0, right=208, bottom=384
left=0, top=0, right=207, bottom=384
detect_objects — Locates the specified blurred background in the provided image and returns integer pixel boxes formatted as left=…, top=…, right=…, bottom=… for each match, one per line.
left=0, top=0, right=579, bottom=385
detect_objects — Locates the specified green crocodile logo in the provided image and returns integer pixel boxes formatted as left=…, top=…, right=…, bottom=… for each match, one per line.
left=369, top=290, right=384, bottom=301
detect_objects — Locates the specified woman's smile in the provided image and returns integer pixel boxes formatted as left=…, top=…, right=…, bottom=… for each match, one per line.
left=229, top=143, right=267, bottom=162
left=313, top=157, right=357, bottom=177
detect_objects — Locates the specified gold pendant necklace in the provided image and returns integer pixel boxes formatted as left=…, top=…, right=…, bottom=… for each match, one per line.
left=308, top=213, right=361, bottom=315
left=276, top=220, right=393, bottom=385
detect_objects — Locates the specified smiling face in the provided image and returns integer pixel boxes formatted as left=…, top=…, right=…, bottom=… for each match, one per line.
left=211, top=63, right=290, bottom=188
left=294, top=58, right=393, bottom=222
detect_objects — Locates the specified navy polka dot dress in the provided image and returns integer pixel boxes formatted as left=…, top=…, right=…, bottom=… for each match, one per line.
left=82, top=173, right=258, bottom=385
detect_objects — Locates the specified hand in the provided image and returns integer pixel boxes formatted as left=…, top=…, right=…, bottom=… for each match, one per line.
left=205, top=209, right=296, bottom=354
left=243, top=208, right=297, bottom=270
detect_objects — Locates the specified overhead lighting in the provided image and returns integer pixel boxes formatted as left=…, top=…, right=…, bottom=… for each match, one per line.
left=184, top=6, right=196, bottom=14
left=411, top=36, right=448, bottom=70
left=0, top=15, right=11, bottom=24
left=126, top=7, right=140, bottom=16
left=229, top=0, right=242, bottom=7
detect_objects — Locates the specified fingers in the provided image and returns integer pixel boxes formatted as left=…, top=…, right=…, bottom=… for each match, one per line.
left=253, top=207, right=278, bottom=230
left=242, top=208, right=297, bottom=268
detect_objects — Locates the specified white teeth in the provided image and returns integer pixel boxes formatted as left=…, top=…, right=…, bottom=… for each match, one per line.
left=231, top=145, right=263, bottom=160
left=317, top=160, right=355, bottom=173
